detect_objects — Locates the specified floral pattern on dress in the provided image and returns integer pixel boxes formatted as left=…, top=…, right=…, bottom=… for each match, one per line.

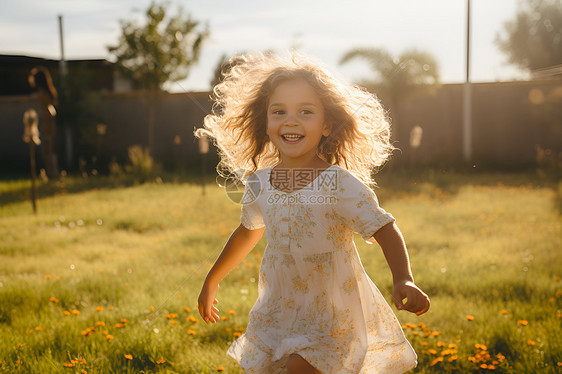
left=291, top=274, right=311, bottom=294
left=302, top=252, right=333, bottom=278
left=227, top=165, right=418, bottom=374
left=281, top=253, right=297, bottom=267
left=249, top=297, right=283, bottom=336
left=343, top=276, right=359, bottom=296
left=324, top=210, right=354, bottom=256
left=291, top=203, right=317, bottom=248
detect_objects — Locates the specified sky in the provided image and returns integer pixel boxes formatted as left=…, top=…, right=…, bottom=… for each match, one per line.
left=0, top=0, right=527, bottom=93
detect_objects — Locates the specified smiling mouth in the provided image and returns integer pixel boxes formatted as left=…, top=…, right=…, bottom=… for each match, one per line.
left=281, top=134, right=304, bottom=143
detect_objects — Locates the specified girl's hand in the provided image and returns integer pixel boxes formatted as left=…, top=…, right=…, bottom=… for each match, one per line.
left=393, top=280, right=430, bottom=316
left=198, top=281, right=220, bottom=324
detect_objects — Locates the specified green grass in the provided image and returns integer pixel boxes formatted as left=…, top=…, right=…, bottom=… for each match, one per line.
left=0, top=169, right=560, bottom=373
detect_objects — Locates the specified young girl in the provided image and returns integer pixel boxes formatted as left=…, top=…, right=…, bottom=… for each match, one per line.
left=196, top=52, right=430, bottom=374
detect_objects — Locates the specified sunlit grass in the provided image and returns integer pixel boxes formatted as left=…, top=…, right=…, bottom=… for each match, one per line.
left=0, top=169, right=560, bottom=373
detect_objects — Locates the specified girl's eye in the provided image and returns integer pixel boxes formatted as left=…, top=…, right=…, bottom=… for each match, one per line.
left=272, top=110, right=285, bottom=115
left=300, top=109, right=313, bottom=115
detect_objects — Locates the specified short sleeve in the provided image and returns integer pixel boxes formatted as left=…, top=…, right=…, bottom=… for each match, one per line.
left=334, top=170, right=395, bottom=244
left=240, top=171, right=265, bottom=230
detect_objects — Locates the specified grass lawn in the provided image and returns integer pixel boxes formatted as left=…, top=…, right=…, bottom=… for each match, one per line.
left=0, top=168, right=560, bottom=373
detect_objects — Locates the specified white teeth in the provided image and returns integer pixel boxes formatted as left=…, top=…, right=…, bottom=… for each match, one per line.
left=282, top=134, right=303, bottom=141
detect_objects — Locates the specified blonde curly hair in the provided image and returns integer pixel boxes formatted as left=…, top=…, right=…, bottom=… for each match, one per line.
left=194, top=51, right=395, bottom=187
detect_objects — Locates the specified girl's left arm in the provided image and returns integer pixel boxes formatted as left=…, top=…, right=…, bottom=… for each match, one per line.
left=373, top=221, right=430, bottom=316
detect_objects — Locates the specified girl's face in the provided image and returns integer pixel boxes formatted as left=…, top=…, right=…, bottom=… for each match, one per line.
left=266, top=78, right=331, bottom=166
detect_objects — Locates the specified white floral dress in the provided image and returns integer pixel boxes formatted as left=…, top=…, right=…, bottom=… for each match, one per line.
left=226, top=164, right=418, bottom=374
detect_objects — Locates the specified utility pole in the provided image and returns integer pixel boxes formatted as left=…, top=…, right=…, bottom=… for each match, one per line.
left=58, top=15, right=67, bottom=78
left=463, top=0, right=472, bottom=163
left=58, top=14, right=72, bottom=169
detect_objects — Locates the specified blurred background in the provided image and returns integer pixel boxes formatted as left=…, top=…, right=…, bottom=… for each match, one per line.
left=1, top=0, right=560, bottom=179
left=1, top=2, right=561, bottom=373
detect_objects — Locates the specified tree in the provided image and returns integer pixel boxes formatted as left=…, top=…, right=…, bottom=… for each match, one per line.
left=495, top=0, right=562, bottom=73
left=107, top=1, right=209, bottom=156
left=339, top=47, right=439, bottom=145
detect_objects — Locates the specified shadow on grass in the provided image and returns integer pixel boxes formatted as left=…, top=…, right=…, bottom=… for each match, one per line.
left=0, top=176, right=133, bottom=207
left=0, top=171, right=207, bottom=207
left=374, top=164, right=562, bottom=213
left=2, top=165, right=560, bottom=215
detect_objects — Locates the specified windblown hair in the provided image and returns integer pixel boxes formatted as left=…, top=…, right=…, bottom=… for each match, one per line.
left=28, top=66, right=58, bottom=105
left=194, top=51, right=395, bottom=187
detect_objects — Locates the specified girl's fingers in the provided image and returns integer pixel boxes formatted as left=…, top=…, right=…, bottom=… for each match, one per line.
left=201, top=308, right=220, bottom=324
left=411, top=294, right=424, bottom=313
left=209, top=311, right=220, bottom=323
left=396, top=287, right=408, bottom=308
left=396, top=284, right=430, bottom=315
left=411, top=294, right=425, bottom=314
left=403, top=291, right=418, bottom=311
left=198, top=299, right=220, bottom=322
left=421, top=297, right=431, bottom=314
left=200, top=306, right=220, bottom=323
left=415, top=297, right=430, bottom=315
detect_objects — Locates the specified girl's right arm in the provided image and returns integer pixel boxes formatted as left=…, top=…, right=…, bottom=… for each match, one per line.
left=198, top=223, right=265, bottom=324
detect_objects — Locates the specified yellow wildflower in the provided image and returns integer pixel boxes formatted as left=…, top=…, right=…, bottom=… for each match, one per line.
left=430, top=357, right=443, bottom=366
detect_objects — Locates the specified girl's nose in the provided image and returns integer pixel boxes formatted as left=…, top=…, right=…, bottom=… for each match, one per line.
left=282, top=115, right=300, bottom=125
